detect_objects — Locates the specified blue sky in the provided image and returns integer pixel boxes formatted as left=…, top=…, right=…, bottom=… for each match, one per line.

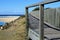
left=0, top=0, right=60, bottom=15
left=0, top=0, right=42, bottom=15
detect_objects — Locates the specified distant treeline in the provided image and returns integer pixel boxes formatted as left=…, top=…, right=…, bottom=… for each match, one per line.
left=32, top=7, right=50, bottom=11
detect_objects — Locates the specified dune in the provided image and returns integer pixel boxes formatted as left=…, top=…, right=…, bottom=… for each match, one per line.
left=0, top=16, right=20, bottom=23
left=0, top=16, right=27, bottom=40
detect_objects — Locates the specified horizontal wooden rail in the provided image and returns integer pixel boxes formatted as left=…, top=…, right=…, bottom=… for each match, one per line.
left=26, top=0, right=60, bottom=8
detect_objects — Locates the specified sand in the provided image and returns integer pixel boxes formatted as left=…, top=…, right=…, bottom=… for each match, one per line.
left=0, top=17, right=19, bottom=23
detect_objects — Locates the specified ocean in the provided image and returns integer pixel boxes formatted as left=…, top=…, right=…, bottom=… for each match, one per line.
left=0, top=22, right=6, bottom=26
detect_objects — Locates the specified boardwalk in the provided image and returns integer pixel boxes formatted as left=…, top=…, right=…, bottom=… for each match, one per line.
left=29, top=11, right=60, bottom=39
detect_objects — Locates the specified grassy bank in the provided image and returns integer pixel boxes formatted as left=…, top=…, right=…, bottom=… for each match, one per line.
left=0, top=16, right=27, bottom=40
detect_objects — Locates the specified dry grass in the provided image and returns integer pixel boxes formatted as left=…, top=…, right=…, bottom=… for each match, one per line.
left=0, top=16, right=27, bottom=40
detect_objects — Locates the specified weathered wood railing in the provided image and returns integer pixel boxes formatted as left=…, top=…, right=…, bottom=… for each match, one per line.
left=25, top=0, right=60, bottom=40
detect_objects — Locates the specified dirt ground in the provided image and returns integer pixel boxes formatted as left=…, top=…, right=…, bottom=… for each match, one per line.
left=0, top=17, right=27, bottom=40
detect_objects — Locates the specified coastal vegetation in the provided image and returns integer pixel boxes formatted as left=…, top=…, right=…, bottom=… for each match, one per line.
left=0, top=16, right=27, bottom=40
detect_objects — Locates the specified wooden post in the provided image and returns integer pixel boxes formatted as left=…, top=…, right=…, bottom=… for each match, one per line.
left=25, top=7, right=29, bottom=40
left=39, top=4, right=44, bottom=40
